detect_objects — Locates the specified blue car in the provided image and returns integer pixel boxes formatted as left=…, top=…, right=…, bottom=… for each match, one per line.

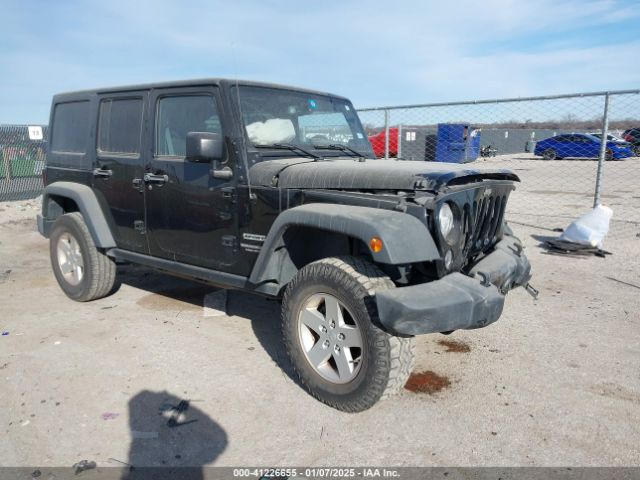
left=534, top=133, right=634, bottom=160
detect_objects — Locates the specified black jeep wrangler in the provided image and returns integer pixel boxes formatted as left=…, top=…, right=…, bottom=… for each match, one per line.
left=38, top=79, right=531, bottom=412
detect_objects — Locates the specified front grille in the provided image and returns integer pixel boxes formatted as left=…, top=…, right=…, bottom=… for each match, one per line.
left=434, top=184, right=514, bottom=273
left=460, top=190, right=509, bottom=258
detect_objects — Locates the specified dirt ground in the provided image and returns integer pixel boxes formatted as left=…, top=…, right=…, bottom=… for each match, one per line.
left=1, top=161, right=639, bottom=468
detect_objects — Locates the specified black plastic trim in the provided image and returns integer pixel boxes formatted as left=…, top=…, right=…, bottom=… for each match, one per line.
left=40, top=182, right=116, bottom=248
left=375, top=233, right=531, bottom=336
left=249, top=203, right=440, bottom=286
left=110, top=249, right=251, bottom=291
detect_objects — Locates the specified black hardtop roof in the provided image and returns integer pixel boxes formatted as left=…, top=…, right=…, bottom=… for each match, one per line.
left=52, top=78, right=351, bottom=103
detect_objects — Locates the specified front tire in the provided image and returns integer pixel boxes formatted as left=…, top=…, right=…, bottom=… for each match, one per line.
left=605, top=148, right=614, bottom=161
left=282, top=256, right=414, bottom=412
left=542, top=148, right=556, bottom=160
left=49, top=212, right=116, bottom=302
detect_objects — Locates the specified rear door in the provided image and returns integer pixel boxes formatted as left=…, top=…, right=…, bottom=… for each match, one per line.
left=554, top=135, right=571, bottom=158
left=92, top=93, right=148, bottom=252
left=572, top=134, right=597, bottom=158
left=144, top=87, right=239, bottom=272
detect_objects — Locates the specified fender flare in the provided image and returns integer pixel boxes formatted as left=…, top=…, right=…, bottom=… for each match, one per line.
left=249, top=203, right=440, bottom=287
left=41, top=182, right=116, bottom=248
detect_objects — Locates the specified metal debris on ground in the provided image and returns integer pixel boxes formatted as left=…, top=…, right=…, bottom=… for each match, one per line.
left=604, top=276, right=640, bottom=290
left=72, top=460, right=96, bottom=475
left=542, top=237, right=612, bottom=258
left=162, top=399, right=197, bottom=428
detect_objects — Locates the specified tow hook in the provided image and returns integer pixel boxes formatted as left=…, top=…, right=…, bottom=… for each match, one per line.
left=524, top=283, right=539, bottom=299
left=476, top=271, right=491, bottom=287
left=508, top=242, right=523, bottom=257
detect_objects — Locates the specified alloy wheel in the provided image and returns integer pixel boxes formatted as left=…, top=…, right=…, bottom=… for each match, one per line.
left=297, top=293, right=364, bottom=384
left=56, top=232, right=84, bottom=286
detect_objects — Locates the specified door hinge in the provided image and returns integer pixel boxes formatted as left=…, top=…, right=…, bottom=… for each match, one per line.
left=132, top=178, right=144, bottom=192
left=134, top=220, right=146, bottom=234
left=221, top=187, right=236, bottom=202
left=221, top=235, right=237, bottom=248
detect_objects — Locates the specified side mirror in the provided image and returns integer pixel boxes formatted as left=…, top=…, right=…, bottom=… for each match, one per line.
left=185, top=132, right=223, bottom=162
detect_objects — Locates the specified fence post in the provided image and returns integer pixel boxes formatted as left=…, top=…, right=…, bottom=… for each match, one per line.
left=397, top=124, right=402, bottom=159
left=1, top=147, right=11, bottom=181
left=384, top=109, right=390, bottom=160
left=593, top=93, right=610, bottom=207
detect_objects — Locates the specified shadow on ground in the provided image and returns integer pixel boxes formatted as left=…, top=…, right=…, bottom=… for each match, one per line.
left=122, top=389, right=227, bottom=479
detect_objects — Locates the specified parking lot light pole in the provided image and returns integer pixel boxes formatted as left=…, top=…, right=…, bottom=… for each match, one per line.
left=593, top=93, right=610, bottom=208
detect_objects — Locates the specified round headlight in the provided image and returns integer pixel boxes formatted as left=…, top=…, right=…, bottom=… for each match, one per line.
left=438, top=203, right=455, bottom=240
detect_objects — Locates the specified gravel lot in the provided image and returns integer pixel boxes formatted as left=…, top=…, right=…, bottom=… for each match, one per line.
left=1, top=157, right=639, bottom=468
left=482, top=153, right=640, bottom=242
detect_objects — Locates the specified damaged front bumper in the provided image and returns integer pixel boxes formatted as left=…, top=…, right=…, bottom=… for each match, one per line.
left=375, top=233, right=531, bottom=336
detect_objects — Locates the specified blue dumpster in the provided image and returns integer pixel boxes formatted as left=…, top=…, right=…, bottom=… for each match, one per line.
left=434, top=123, right=481, bottom=163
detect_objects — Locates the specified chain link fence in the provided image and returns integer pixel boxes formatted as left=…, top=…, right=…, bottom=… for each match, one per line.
left=2, top=91, right=639, bottom=243
left=359, top=89, right=640, bottom=242
left=0, top=125, right=47, bottom=202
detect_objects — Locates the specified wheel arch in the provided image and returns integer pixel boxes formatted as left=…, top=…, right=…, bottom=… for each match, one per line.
left=249, top=203, right=440, bottom=291
left=40, top=182, right=116, bottom=248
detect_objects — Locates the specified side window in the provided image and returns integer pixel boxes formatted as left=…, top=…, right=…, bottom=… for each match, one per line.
left=156, top=95, right=221, bottom=157
left=98, top=98, right=144, bottom=155
left=50, top=101, right=90, bottom=153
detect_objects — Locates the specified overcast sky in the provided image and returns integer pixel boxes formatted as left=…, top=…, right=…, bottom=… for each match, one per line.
left=1, top=0, right=639, bottom=123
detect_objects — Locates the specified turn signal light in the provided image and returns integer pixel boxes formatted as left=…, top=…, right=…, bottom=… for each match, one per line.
left=369, top=237, right=383, bottom=253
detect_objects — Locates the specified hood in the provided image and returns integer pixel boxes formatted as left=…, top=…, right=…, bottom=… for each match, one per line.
left=249, top=158, right=519, bottom=191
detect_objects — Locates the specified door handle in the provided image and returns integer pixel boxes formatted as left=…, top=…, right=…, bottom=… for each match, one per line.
left=210, top=166, right=233, bottom=180
left=143, top=173, right=169, bottom=184
left=93, top=168, right=113, bottom=178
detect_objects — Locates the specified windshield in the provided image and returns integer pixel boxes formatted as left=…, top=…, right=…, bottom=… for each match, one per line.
left=234, top=86, right=374, bottom=158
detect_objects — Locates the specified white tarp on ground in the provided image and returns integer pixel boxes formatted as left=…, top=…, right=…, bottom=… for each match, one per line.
left=560, top=205, right=613, bottom=248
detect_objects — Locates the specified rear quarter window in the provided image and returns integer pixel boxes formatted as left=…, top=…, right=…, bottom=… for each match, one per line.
left=50, top=101, right=90, bottom=154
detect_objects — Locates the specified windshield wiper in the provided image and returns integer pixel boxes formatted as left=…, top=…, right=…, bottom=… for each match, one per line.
left=313, top=143, right=366, bottom=159
left=255, top=143, right=323, bottom=160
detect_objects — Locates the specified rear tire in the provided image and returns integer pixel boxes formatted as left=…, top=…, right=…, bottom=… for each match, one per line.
left=49, top=212, right=116, bottom=302
left=282, top=256, right=414, bottom=412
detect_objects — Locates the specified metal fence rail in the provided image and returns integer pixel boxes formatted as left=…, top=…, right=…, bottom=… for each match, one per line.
left=359, top=89, right=640, bottom=240
left=0, top=125, right=47, bottom=202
